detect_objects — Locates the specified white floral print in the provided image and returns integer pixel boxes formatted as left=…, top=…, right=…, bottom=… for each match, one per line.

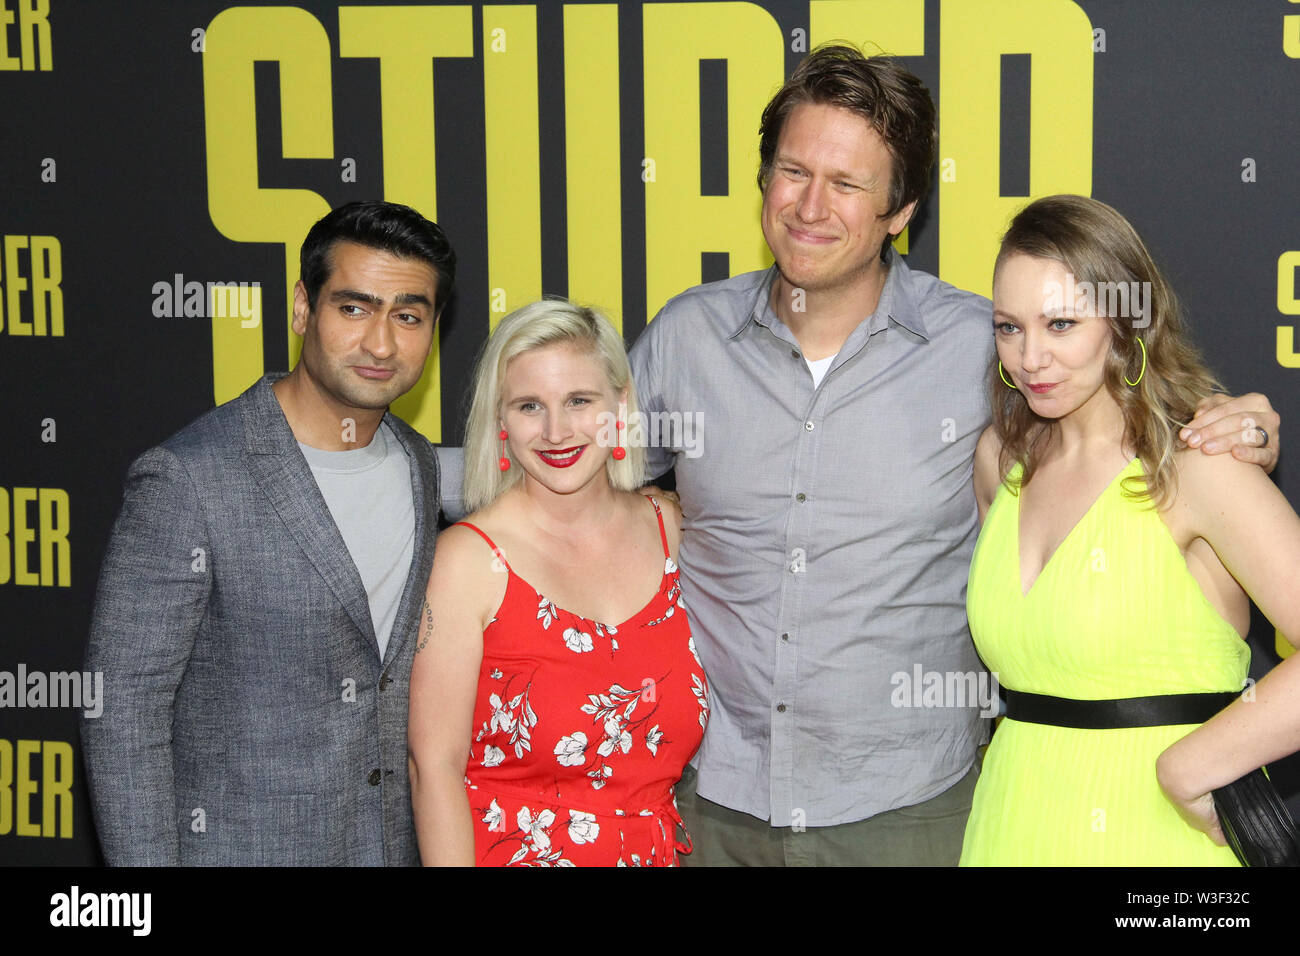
left=568, top=810, right=600, bottom=845
left=517, top=806, right=555, bottom=852
left=475, top=674, right=539, bottom=761
left=568, top=679, right=669, bottom=787
left=554, top=731, right=589, bottom=767
left=597, top=715, right=633, bottom=757
left=503, top=807, right=576, bottom=866
left=487, top=693, right=516, bottom=735
left=593, top=620, right=620, bottom=654
left=483, top=798, right=505, bottom=832
left=691, top=673, right=709, bottom=730
left=563, top=627, right=594, bottom=653
left=537, top=595, right=559, bottom=630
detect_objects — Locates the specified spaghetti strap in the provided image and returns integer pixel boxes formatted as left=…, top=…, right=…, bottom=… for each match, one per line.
left=454, top=521, right=511, bottom=571
left=644, top=495, right=671, bottom=560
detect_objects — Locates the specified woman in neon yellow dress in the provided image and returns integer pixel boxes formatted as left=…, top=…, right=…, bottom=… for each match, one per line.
left=960, top=195, right=1300, bottom=865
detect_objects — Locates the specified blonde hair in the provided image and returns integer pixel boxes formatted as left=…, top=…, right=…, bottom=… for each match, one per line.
left=463, top=299, right=645, bottom=512
left=991, top=194, right=1222, bottom=509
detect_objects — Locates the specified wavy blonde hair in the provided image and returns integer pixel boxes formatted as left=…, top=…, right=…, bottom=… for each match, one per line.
left=463, top=299, right=644, bottom=512
left=991, top=194, right=1222, bottom=509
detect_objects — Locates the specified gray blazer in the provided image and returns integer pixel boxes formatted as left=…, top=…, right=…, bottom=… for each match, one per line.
left=81, top=374, right=440, bottom=865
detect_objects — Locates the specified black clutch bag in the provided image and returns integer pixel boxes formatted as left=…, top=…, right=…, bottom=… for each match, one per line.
left=1213, top=768, right=1300, bottom=867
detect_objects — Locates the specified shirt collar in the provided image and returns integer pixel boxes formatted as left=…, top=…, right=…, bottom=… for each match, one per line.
left=729, top=247, right=930, bottom=343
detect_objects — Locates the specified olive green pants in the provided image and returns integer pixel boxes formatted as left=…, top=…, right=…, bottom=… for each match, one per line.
left=674, top=762, right=978, bottom=866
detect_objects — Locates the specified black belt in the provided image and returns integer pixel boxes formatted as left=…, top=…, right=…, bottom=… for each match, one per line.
left=1004, top=689, right=1239, bottom=729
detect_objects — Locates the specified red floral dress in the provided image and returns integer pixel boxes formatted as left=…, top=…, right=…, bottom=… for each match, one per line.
left=456, top=497, right=708, bottom=866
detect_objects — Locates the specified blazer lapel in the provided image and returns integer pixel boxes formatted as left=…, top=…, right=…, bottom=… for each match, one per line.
left=380, top=414, right=441, bottom=668
left=241, top=375, right=379, bottom=653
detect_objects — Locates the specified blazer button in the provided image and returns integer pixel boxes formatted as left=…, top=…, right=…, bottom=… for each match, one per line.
left=368, top=769, right=382, bottom=786
left=379, top=673, right=391, bottom=691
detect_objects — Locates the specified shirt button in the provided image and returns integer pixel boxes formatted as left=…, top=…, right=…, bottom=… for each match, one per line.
left=368, top=769, right=382, bottom=786
left=804, top=421, right=815, bottom=431
left=781, top=633, right=790, bottom=642
left=795, top=492, right=806, bottom=502
left=790, top=349, right=800, bottom=358
left=776, top=703, right=788, bottom=713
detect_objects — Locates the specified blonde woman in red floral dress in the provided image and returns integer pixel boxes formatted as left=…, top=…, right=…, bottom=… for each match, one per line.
left=409, top=299, right=708, bottom=866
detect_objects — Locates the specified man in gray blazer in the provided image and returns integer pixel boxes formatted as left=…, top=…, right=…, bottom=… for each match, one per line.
left=82, top=201, right=457, bottom=865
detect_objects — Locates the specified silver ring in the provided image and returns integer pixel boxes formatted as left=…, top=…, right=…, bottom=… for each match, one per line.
left=1258, top=427, right=1269, bottom=448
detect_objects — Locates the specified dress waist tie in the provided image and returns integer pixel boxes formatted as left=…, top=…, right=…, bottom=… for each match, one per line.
left=466, top=777, right=693, bottom=866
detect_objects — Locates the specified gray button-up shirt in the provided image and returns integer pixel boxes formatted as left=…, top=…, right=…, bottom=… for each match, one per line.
left=628, top=251, right=994, bottom=826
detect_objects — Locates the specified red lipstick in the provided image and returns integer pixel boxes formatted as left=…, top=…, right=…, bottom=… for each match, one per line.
left=537, top=446, right=586, bottom=468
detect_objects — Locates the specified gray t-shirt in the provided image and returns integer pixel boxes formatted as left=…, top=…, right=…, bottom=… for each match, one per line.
left=298, top=421, right=414, bottom=660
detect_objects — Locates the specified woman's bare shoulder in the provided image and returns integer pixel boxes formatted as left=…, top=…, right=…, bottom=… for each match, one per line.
left=973, top=425, right=1004, bottom=516
left=975, top=425, right=1003, bottom=472
left=645, top=491, right=683, bottom=556
left=1172, top=443, right=1273, bottom=507
left=431, top=501, right=513, bottom=587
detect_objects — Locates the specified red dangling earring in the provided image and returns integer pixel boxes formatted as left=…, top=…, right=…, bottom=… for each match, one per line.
left=611, top=415, right=626, bottom=461
left=498, top=429, right=510, bottom=471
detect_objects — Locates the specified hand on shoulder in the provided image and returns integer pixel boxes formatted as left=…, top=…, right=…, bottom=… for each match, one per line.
left=1182, top=392, right=1280, bottom=473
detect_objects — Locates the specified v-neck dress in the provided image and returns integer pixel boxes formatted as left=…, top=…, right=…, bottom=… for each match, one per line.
left=454, top=497, right=708, bottom=866
left=960, top=459, right=1247, bottom=865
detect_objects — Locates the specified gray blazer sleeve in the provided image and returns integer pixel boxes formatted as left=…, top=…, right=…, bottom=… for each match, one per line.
left=81, top=446, right=212, bottom=865
left=436, top=445, right=466, bottom=522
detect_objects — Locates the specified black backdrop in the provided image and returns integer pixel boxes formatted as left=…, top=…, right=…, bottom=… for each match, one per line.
left=2, top=0, right=1298, bottom=865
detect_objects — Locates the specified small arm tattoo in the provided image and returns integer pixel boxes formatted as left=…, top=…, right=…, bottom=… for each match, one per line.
left=416, top=599, right=434, bottom=653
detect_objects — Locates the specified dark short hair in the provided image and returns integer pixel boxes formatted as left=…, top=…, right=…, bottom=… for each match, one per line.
left=758, top=44, right=937, bottom=227
left=299, top=201, right=456, bottom=315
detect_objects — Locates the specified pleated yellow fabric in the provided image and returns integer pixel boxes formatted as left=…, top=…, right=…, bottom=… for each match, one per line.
left=960, top=458, right=1247, bottom=866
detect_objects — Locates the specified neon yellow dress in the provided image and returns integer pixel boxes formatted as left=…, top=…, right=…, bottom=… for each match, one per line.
left=960, top=458, right=1247, bottom=866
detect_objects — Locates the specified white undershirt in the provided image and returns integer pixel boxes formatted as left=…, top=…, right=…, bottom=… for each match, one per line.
left=805, top=353, right=837, bottom=389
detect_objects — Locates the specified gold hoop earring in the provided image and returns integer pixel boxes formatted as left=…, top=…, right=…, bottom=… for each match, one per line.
left=1125, top=338, right=1147, bottom=387
left=998, top=362, right=1017, bottom=389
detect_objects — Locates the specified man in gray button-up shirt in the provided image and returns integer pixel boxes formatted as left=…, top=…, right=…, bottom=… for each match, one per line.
left=634, top=246, right=991, bottom=837
left=629, top=48, right=989, bottom=864
left=629, top=46, right=1278, bottom=865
